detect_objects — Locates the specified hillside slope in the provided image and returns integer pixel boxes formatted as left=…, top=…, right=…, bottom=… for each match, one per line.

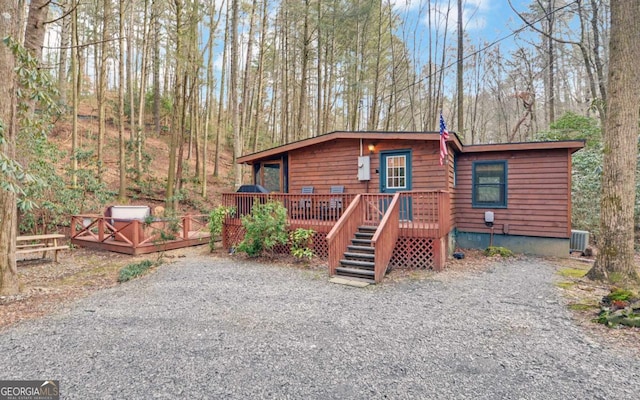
left=48, top=105, right=237, bottom=214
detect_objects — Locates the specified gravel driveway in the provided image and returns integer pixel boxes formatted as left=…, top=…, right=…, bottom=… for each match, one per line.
left=0, top=255, right=638, bottom=399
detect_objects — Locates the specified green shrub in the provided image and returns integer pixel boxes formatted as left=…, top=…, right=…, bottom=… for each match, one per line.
left=209, top=206, right=235, bottom=251
left=290, top=228, right=315, bottom=261
left=608, top=288, right=635, bottom=301
left=484, top=246, right=514, bottom=257
left=118, top=260, right=155, bottom=282
left=236, top=200, right=288, bottom=257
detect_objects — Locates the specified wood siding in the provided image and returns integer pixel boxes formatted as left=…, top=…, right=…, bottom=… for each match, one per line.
left=454, top=149, right=572, bottom=238
left=288, top=139, right=449, bottom=195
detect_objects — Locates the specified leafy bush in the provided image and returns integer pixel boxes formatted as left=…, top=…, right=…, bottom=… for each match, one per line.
left=484, top=246, right=513, bottom=257
left=290, top=228, right=315, bottom=261
left=118, top=260, right=155, bottom=282
left=608, top=288, right=635, bottom=302
left=236, top=200, right=288, bottom=257
left=209, top=205, right=235, bottom=251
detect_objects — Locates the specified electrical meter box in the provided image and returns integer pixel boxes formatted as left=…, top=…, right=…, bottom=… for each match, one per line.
left=358, top=156, right=370, bottom=181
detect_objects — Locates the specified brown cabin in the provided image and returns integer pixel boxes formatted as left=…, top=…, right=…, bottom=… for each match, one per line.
left=222, top=131, right=584, bottom=283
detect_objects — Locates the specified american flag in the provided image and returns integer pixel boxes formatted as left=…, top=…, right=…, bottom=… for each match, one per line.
left=439, top=113, right=449, bottom=166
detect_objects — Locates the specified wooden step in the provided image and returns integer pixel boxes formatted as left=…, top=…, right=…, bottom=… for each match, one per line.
left=346, top=245, right=375, bottom=254
left=355, top=231, right=374, bottom=239
left=340, top=259, right=374, bottom=270
left=343, top=252, right=375, bottom=261
left=351, top=238, right=372, bottom=246
left=336, top=266, right=375, bottom=278
left=358, top=225, right=378, bottom=232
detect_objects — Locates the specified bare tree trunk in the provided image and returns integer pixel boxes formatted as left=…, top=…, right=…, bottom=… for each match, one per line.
left=202, top=4, right=214, bottom=195
left=241, top=0, right=257, bottom=152
left=589, top=0, right=607, bottom=116
left=166, top=0, right=183, bottom=210
left=117, top=0, right=127, bottom=200
left=152, top=1, right=161, bottom=135
left=368, top=0, right=383, bottom=131
left=57, top=0, right=70, bottom=105
left=251, top=0, right=268, bottom=150
left=546, top=0, right=556, bottom=124
left=315, top=0, right=323, bottom=137
left=127, top=1, right=135, bottom=142
left=456, top=0, right=463, bottom=138
left=0, top=1, right=21, bottom=296
left=213, top=1, right=230, bottom=178
left=230, top=0, right=242, bottom=187
left=296, top=0, right=310, bottom=137
left=135, top=0, right=150, bottom=182
left=70, top=0, right=79, bottom=187
left=97, top=0, right=111, bottom=180
left=588, top=0, right=640, bottom=282
left=23, top=0, right=49, bottom=61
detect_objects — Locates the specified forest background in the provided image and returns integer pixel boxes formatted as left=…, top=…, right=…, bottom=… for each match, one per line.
left=1, top=1, right=638, bottom=264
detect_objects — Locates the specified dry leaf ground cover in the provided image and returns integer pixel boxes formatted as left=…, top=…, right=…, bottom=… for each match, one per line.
left=0, top=245, right=210, bottom=330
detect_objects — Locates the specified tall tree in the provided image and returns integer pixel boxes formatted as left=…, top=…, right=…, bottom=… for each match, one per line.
left=0, top=1, right=21, bottom=295
left=24, top=0, right=50, bottom=61
left=456, top=0, right=463, bottom=137
left=135, top=0, right=151, bottom=181
left=97, top=0, right=111, bottom=179
left=587, top=0, right=640, bottom=282
left=117, top=0, right=127, bottom=200
left=70, top=0, right=79, bottom=187
left=57, top=0, right=70, bottom=105
left=166, top=0, right=184, bottom=210
left=230, top=0, right=242, bottom=187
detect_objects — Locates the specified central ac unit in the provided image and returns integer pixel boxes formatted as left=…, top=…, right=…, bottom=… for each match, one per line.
left=570, top=230, right=589, bottom=253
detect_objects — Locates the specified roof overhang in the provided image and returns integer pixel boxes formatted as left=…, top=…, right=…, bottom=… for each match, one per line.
left=237, top=131, right=464, bottom=164
left=236, top=131, right=585, bottom=165
left=461, top=140, right=586, bottom=154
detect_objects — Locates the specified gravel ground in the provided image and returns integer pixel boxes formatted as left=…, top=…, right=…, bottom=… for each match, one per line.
left=0, top=256, right=638, bottom=399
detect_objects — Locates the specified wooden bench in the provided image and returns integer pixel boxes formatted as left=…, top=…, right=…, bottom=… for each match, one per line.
left=16, top=233, right=69, bottom=262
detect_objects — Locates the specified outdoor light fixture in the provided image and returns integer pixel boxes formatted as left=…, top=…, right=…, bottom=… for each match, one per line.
left=368, top=143, right=375, bottom=154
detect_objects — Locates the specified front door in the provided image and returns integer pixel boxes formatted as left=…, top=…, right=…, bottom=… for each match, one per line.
left=380, top=150, right=412, bottom=220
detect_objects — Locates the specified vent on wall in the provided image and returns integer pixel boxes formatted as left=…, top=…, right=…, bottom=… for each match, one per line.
left=570, top=230, right=590, bottom=253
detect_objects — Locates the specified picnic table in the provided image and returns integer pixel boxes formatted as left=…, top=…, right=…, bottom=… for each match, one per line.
left=16, top=233, right=69, bottom=262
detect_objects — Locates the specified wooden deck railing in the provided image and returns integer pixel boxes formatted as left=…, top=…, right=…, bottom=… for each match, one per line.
left=71, top=214, right=209, bottom=247
left=221, top=190, right=451, bottom=239
left=371, top=193, right=400, bottom=283
left=326, top=195, right=363, bottom=277
left=397, top=190, right=451, bottom=238
left=221, top=192, right=358, bottom=232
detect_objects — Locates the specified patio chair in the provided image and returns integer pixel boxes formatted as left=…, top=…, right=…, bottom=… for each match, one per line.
left=297, top=186, right=314, bottom=219
left=327, top=185, right=344, bottom=219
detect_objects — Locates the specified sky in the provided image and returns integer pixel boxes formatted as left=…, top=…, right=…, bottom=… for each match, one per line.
left=390, top=0, right=530, bottom=49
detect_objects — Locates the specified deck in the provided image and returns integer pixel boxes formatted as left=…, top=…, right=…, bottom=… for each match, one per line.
left=222, top=191, right=448, bottom=236
left=70, top=214, right=210, bottom=255
left=222, top=191, right=451, bottom=280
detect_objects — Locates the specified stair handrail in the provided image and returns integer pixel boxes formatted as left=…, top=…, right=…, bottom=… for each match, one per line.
left=370, top=193, right=401, bottom=283
left=326, top=194, right=363, bottom=277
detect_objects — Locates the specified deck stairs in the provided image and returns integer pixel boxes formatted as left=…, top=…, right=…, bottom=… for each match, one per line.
left=335, top=225, right=378, bottom=283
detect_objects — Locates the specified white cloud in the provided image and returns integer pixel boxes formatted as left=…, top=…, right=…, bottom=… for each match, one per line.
left=389, top=0, right=425, bottom=12
left=465, top=0, right=492, bottom=12
left=419, top=0, right=489, bottom=32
